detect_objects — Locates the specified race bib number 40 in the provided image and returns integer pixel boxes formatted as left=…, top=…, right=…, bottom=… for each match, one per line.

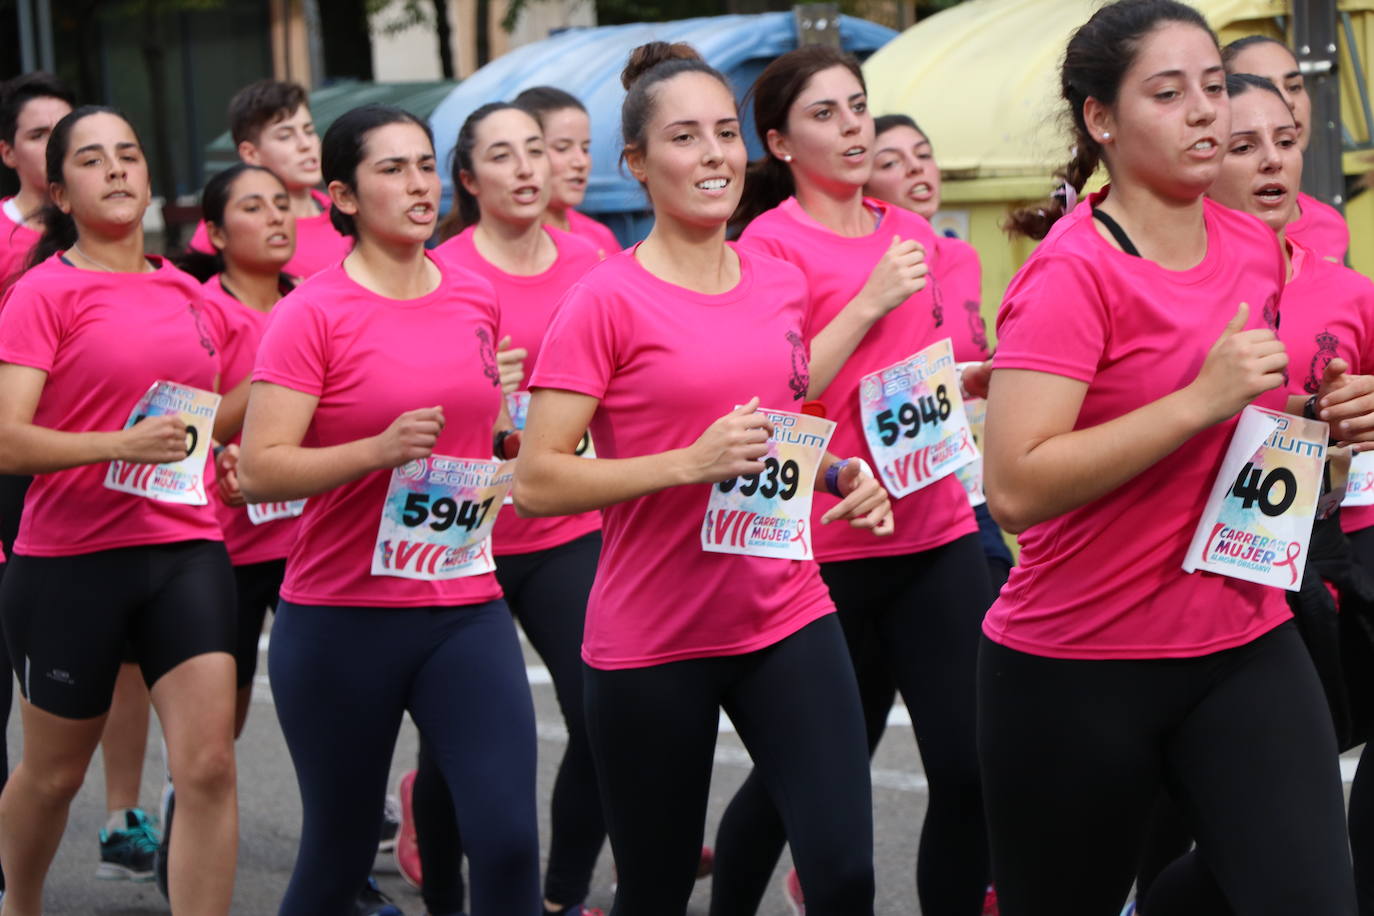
left=372, top=456, right=513, bottom=581
left=702, top=408, right=835, bottom=560
left=1183, top=405, right=1326, bottom=591
left=859, top=339, right=978, bottom=499
left=104, top=381, right=221, bottom=505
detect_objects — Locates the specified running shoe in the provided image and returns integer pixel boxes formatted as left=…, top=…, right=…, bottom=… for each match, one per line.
left=395, top=769, right=422, bottom=888
left=983, top=885, right=1000, bottom=916
left=1120, top=903, right=1136, bottom=916
left=379, top=793, right=401, bottom=854
left=697, top=844, right=714, bottom=879
left=782, top=866, right=804, bottom=915
left=96, top=808, right=160, bottom=881
left=154, top=783, right=175, bottom=898
left=354, top=876, right=405, bottom=915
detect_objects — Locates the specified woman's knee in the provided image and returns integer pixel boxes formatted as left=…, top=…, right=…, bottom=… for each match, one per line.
left=171, top=741, right=237, bottom=801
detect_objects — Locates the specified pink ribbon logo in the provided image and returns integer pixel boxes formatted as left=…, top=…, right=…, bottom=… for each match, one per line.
left=1273, top=541, right=1302, bottom=586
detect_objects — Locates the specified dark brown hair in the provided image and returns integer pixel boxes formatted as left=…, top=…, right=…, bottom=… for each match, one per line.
left=0, top=71, right=75, bottom=145
left=228, top=79, right=310, bottom=146
left=1222, top=35, right=1293, bottom=72
left=321, top=104, right=432, bottom=239
left=514, top=86, right=586, bottom=127
left=1005, top=0, right=1216, bottom=239
left=731, top=46, right=867, bottom=232
left=619, top=41, right=733, bottom=182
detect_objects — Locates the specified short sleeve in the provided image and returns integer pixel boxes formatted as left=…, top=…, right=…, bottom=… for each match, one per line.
left=0, top=280, right=64, bottom=373
left=253, top=296, right=329, bottom=396
left=1356, top=276, right=1374, bottom=377
left=993, top=253, right=1110, bottom=384
left=528, top=280, right=619, bottom=400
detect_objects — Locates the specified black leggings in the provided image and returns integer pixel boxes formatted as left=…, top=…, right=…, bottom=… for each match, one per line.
left=1345, top=526, right=1374, bottom=915
left=232, top=558, right=285, bottom=689
left=979, top=622, right=1355, bottom=916
left=588, top=614, right=873, bottom=916
left=710, top=534, right=991, bottom=916
left=415, top=532, right=605, bottom=913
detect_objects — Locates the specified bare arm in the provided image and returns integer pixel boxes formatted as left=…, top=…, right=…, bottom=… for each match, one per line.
left=237, top=380, right=445, bottom=503
left=985, top=303, right=1287, bottom=534
left=514, top=389, right=773, bottom=518
left=0, top=363, right=190, bottom=474
left=808, top=237, right=927, bottom=398
left=212, top=373, right=252, bottom=444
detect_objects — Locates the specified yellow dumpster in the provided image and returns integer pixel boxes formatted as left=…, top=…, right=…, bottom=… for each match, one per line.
left=864, top=0, right=1374, bottom=340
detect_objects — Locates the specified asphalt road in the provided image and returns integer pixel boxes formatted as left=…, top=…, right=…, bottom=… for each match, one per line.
left=16, top=628, right=1366, bottom=915
left=17, top=626, right=938, bottom=916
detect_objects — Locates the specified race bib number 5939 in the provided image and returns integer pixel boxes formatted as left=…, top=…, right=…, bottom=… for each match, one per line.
left=701, top=408, right=835, bottom=560
left=372, top=455, right=512, bottom=580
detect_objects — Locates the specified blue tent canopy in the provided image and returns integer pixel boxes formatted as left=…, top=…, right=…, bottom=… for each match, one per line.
left=429, top=12, right=897, bottom=242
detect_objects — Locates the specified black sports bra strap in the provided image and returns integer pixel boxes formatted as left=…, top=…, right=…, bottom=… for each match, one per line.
left=1092, top=207, right=1141, bottom=258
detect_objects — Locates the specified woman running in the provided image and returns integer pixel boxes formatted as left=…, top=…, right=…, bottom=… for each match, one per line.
left=711, top=46, right=993, bottom=916
left=0, top=105, right=238, bottom=916
left=865, top=112, right=1012, bottom=589
left=1223, top=35, right=1349, bottom=261
left=400, top=100, right=606, bottom=916
left=979, top=2, right=1363, bottom=912
left=513, top=86, right=621, bottom=258
left=516, top=41, right=892, bottom=916
left=237, top=103, right=541, bottom=916
left=174, top=162, right=299, bottom=737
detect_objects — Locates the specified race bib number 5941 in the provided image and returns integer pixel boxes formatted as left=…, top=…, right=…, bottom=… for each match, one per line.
left=701, top=408, right=835, bottom=560
left=859, top=339, right=978, bottom=499
left=372, top=455, right=512, bottom=580
left=104, top=380, right=220, bottom=505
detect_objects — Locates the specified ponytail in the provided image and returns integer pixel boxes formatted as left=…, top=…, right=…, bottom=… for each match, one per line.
left=1005, top=143, right=1100, bottom=240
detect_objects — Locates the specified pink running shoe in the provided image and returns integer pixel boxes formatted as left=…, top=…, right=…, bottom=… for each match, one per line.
left=395, top=770, right=422, bottom=889
left=697, top=845, right=715, bottom=879
left=982, top=885, right=1000, bottom=916
left=783, top=866, right=804, bottom=915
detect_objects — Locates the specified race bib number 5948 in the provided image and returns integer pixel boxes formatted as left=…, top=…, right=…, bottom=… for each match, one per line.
left=859, top=339, right=978, bottom=499
left=372, top=455, right=513, bottom=580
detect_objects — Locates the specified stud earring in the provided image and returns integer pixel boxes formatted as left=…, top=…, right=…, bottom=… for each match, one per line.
left=1101, top=132, right=1112, bottom=141
left=783, top=154, right=793, bottom=162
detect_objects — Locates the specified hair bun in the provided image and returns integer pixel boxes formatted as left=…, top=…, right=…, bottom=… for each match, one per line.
left=621, top=41, right=702, bottom=89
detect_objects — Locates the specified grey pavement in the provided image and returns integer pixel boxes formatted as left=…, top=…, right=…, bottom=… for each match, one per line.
left=18, top=628, right=932, bottom=915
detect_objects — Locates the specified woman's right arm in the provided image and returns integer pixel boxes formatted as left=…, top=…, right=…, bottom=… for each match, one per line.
left=515, top=390, right=774, bottom=518
left=0, top=363, right=189, bottom=474
left=236, top=380, right=445, bottom=503
left=985, top=303, right=1287, bottom=534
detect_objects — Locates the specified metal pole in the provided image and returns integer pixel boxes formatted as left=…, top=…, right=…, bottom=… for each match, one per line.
left=1291, top=0, right=1344, bottom=208
left=36, top=0, right=55, bottom=72
left=17, top=0, right=36, bottom=73
left=794, top=3, right=842, bottom=49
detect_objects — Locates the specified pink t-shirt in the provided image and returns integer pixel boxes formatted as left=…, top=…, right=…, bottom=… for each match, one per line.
left=200, top=275, right=302, bottom=564
left=564, top=209, right=621, bottom=260
left=739, top=196, right=977, bottom=562
left=1287, top=192, right=1349, bottom=263
left=934, top=235, right=991, bottom=362
left=988, top=192, right=1291, bottom=659
left=1277, top=241, right=1374, bottom=536
left=252, top=257, right=504, bottom=608
left=0, top=255, right=226, bottom=556
left=434, top=225, right=602, bottom=556
left=530, top=245, right=835, bottom=669
left=189, top=189, right=351, bottom=279
left=0, top=198, right=41, bottom=291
